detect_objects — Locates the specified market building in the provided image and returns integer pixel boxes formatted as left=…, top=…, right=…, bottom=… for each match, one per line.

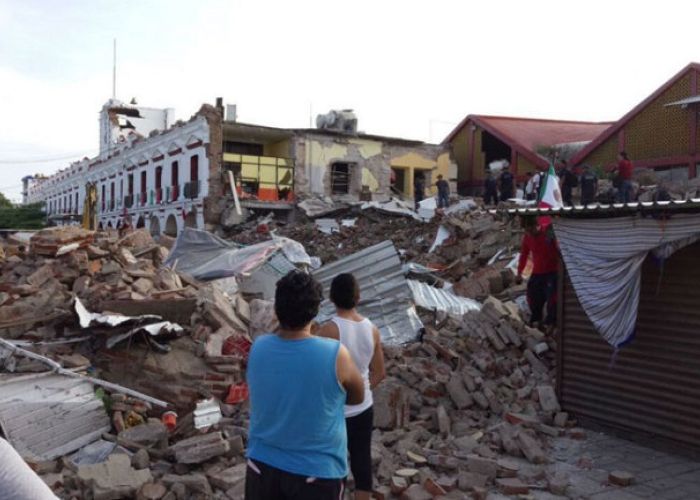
left=443, top=115, right=610, bottom=195
left=572, top=62, right=700, bottom=182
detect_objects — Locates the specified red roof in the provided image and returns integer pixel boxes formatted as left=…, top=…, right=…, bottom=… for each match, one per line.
left=474, top=116, right=611, bottom=150
left=443, top=114, right=612, bottom=169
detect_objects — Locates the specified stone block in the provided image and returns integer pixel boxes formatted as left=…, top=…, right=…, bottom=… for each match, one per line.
left=77, top=453, right=152, bottom=500
left=400, top=484, right=433, bottom=500
left=207, top=463, right=246, bottom=491
left=537, top=385, right=560, bottom=412
left=609, top=471, right=634, bottom=486
left=446, top=375, right=473, bottom=409
left=496, top=477, right=529, bottom=495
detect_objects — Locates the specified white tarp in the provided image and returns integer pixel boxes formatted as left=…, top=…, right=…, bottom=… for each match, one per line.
left=164, top=228, right=310, bottom=281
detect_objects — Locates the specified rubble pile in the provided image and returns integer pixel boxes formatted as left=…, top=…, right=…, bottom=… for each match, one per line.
left=368, top=297, right=576, bottom=498
left=0, top=205, right=571, bottom=499
left=0, top=226, right=257, bottom=498
left=226, top=208, right=442, bottom=265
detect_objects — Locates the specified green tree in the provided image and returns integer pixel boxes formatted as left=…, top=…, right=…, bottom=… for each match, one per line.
left=0, top=192, right=12, bottom=209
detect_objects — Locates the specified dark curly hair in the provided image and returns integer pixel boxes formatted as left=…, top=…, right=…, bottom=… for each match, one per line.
left=330, top=273, right=360, bottom=310
left=274, top=270, right=323, bottom=329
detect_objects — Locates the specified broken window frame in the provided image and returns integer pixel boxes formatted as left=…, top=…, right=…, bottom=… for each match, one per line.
left=330, top=162, right=352, bottom=195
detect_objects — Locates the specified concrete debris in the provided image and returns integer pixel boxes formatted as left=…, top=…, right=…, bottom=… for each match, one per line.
left=77, top=453, right=152, bottom=500
left=168, top=431, right=230, bottom=464
left=0, top=206, right=585, bottom=499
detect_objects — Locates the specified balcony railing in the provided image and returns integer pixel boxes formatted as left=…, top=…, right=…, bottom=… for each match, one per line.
left=139, top=192, right=147, bottom=206
left=184, top=180, right=200, bottom=199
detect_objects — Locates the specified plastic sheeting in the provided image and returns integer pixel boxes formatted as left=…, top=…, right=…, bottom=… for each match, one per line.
left=429, top=225, right=451, bottom=253
left=164, top=228, right=310, bottom=281
left=407, top=279, right=481, bottom=318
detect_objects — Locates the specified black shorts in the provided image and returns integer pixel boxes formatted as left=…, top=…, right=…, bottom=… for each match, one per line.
left=245, top=458, right=344, bottom=500
left=346, top=406, right=373, bottom=492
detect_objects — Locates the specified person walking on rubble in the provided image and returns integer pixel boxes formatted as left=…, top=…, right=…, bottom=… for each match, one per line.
left=615, top=151, right=634, bottom=203
left=317, top=273, right=386, bottom=500
left=579, top=165, right=598, bottom=205
left=483, top=169, right=499, bottom=205
left=525, top=171, right=542, bottom=201
left=499, top=167, right=515, bottom=201
left=414, top=173, right=426, bottom=210
left=435, top=174, right=450, bottom=209
left=557, top=160, right=577, bottom=206
left=245, top=270, right=365, bottom=500
left=516, top=217, right=559, bottom=331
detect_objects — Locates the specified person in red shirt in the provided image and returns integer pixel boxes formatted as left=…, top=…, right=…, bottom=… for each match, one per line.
left=516, top=217, right=559, bottom=329
left=616, top=151, right=634, bottom=203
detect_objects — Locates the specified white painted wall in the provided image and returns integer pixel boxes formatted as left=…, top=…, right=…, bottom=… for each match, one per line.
left=34, top=116, right=210, bottom=235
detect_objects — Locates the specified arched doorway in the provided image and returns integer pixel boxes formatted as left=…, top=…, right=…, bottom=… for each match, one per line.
left=136, top=216, right=145, bottom=229
left=150, top=216, right=161, bottom=236
left=185, top=208, right=197, bottom=228
left=98, top=221, right=104, bottom=230
left=107, top=221, right=113, bottom=228
left=165, top=214, right=178, bottom=237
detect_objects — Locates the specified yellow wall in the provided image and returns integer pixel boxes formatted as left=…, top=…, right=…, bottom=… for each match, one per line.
left=349, top=139, right=383, bottom=159
left=578, top=71, right=694, bottom=168
left=517, top=154, right=539, bottom=176
left=390, top=151, right=438, bottom=196
left=451, top=126, right=471, bottom=184
left=263, top=140, right=291, bottom=158
left=625, top=73, right=691, bottom=160
left=473, top=129, right=485, bottom=182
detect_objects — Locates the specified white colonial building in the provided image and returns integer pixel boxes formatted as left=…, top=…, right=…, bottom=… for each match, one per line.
left=27, top=100, right=213, bottom=236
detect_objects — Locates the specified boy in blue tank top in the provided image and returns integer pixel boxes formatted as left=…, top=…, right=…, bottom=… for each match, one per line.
left=246, top=270, right=365, bottom=500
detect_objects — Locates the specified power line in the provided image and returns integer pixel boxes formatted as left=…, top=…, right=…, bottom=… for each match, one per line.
left=0, top=150, right=96, bottom=164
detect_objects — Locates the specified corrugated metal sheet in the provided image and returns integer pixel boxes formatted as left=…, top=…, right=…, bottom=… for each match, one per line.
left=407, top=280, right=481, bottom=318
left=313, top=240, right=422, bottom=345
left=0, top=373, right=111, bottom=461
left=240, top=251, right=298, bottom=299
left=559, top=242, right=700, bottom=448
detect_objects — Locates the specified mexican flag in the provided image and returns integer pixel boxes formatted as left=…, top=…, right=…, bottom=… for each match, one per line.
left=537, top=162, right=563, bottom=228
left=538, top=163, right=564, bottom=209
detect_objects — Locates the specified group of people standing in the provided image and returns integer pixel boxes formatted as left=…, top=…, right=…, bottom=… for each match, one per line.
left=246, top=271, right=385, bottom=500
left=483, top=152, right=634, bottom=206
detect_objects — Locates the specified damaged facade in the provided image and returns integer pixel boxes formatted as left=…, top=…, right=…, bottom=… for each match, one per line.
left=27, top=100, right=216, bottom=236
left=27, top=101, right=453, bottom=235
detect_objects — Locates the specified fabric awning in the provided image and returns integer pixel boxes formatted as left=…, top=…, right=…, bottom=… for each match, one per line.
left=553, top=214, right=700, bottom=347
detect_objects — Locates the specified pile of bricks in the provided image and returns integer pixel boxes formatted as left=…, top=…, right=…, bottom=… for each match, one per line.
left=366, top=296, right=581, bottom=499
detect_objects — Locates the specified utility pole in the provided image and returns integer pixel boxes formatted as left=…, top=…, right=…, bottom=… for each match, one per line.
left=112, top=39, right=117, bottom=99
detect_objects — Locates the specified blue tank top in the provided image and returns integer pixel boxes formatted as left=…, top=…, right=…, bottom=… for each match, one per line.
left=246, top=335, right=347, bottom=479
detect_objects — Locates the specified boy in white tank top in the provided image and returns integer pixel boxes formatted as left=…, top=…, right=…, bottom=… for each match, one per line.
left=317, top=273, right=386, bottom=500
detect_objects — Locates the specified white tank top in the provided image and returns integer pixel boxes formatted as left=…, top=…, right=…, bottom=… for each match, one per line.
left=332, top=316, right=375, bottom=417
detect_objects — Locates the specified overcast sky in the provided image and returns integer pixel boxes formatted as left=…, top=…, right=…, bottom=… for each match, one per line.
left=1, top=0, right=698, bottom=202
